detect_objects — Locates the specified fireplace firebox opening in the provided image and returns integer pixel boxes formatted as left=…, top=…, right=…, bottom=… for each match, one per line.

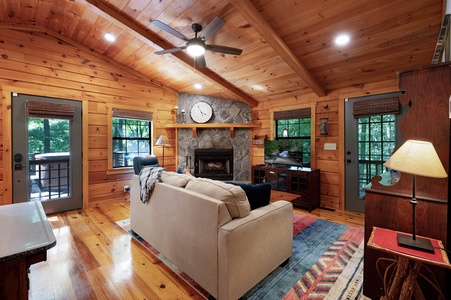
left=194, top=149, right=233, bottom=181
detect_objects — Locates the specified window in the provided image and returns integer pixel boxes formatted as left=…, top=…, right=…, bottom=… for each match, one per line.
left=274, top=108, right=311, bottom=167
left=112, top=108, right=153, bottom=168
left=357, top=114, right=396, bottom=197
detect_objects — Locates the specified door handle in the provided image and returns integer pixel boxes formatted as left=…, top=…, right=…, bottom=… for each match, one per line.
left=14, top=164, right=27, bottom=170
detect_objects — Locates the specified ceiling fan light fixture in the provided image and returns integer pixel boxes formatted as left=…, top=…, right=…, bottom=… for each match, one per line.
left=187, top=40, right=205, bottom=57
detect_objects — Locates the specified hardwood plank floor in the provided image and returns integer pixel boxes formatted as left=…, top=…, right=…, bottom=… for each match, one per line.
left=29, top=197, right=364, bottom=299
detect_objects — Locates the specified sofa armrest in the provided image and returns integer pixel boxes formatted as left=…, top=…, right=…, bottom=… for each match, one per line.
left=217, top=201, right=293, bottom=300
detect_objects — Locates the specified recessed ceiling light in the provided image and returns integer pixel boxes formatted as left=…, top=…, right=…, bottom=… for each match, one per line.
left=252, top=85, right=265, bottom=91
left=194, top=83, right=202, bottom=89
left=334, top=34, right=350, bottom=46
left=104, top=32, right=116, bottom=42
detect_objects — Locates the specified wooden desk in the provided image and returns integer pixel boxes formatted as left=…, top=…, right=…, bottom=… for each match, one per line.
left=0, top=202, right=57, bottom=299
left=367, top=227, right=450, bottom=300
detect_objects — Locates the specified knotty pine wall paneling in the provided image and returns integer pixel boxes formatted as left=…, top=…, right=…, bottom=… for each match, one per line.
left=251, top=80, right=399, bottom=210
left=0, top=28, right=177, bottom=207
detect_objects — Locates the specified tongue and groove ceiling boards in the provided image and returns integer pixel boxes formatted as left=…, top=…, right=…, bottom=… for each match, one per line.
left=0, top=0, right=445, bottom=106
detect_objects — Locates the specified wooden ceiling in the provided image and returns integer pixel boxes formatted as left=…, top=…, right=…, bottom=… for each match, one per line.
left=0, top=0, right=446, bottom=107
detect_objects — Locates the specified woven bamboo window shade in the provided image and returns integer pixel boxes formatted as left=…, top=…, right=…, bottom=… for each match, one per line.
left=112, top=108, right=153, bottom=121
left=353, top=97, right=400, bottom=118
left=274, top=108, right=311, bottom=120
left=26, top=100, right=75, bottom=120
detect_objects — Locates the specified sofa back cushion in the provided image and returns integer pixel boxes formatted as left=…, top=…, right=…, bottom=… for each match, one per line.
left=160, top=171, right=193, bottom=188
left=185, top=178, right=251, bottom=218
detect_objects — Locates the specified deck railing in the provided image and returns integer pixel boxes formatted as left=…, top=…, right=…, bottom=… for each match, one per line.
left=29, top=157, right=70, bottom=200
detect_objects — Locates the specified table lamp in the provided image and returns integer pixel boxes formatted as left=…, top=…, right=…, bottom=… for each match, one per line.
left=155, top=134, right=171, bottom=167
left=383, top=140, right=448, bottom=253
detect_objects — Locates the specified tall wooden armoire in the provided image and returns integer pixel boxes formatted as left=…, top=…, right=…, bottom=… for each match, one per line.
left=363, top=63, right=451, bottom=299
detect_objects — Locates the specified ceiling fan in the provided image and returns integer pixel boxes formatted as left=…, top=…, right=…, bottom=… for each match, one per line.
left=151, top=16, right=243, bottom=68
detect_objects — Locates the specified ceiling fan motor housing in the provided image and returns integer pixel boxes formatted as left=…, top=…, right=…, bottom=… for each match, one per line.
left=191, top=23, right=203, bottom=35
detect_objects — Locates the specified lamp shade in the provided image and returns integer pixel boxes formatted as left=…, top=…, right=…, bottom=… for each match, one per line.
left=155, top=135, right=171, bottom=146
left=384, top=140, right=447, bottom=178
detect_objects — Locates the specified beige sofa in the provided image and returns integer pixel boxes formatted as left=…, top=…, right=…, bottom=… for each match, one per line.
left=130, top=171, right=293, bottom=300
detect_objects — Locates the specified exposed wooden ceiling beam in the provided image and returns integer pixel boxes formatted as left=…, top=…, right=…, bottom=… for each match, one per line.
left=81, top=0, right=259, bottom=107
left=229, top=0, right=326, bottom=97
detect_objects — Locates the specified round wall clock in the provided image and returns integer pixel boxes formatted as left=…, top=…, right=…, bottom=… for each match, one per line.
left=190, top=101, right=213, bottom=123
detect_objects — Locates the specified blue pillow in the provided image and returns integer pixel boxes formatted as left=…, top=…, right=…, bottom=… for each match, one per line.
left=226, top=182, right=272, bottom=210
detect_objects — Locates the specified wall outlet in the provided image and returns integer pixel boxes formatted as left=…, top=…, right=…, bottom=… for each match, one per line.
left=324, top=143, right=336, bottom=150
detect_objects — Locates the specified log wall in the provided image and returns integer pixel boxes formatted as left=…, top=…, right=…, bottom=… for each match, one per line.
left=0, top=27, right=402, bottom=211
left=251, top=80, right=399, bottom=210
left=0, top=28, right=177, bottom=207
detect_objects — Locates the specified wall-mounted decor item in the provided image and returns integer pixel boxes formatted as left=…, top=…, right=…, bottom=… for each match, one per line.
left=320, top=118, right=328, bottom=135
left=190, top=101, right=212, bottom=123
left=174, top=106, right=187, bottom=123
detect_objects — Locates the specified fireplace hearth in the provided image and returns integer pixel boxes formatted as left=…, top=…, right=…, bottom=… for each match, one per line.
left=194, top=149, right=233, bottom=181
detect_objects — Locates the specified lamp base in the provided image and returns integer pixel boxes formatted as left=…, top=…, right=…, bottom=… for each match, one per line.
left=397, top=233, right=435, bottom=253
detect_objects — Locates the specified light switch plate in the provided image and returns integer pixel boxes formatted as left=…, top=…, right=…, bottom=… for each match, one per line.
left=324, top=143, right=336, bottom=150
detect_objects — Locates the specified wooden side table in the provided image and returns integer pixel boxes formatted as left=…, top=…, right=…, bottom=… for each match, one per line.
left=367, top=227, right=450, bottom=300
left=0, top=202, right=57, bottom=299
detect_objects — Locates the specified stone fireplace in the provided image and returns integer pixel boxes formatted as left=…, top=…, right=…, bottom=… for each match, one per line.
left=176, top=93, right=252, bottom=182
left=194, top=149, right=233, bottom=180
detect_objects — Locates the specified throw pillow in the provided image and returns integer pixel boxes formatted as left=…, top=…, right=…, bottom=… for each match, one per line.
left=185, top=178, right=251, bottom=218
left=226, top=182, right=272, bottom=210
left=160, top=171, right=193, bottom=188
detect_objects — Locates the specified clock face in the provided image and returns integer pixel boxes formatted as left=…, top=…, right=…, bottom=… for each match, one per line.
left=190, top=102, right=213, bottom=123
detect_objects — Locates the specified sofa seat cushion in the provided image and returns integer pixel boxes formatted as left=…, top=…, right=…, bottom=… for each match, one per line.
left=226, top=182, right=272, bottom=210
left=186, top=178, right=251, bottom=218
left=161, top=171, right=193, bottom=188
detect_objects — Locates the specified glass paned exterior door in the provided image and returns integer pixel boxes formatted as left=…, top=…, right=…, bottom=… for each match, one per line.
left=357, top=114, right=396, bottom=198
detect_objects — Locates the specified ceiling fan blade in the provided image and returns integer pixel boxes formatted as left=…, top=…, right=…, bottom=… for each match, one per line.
left=195, top=55, right=207, bottom=68
left=151, top=20, right=190, bottom=42
left=201, top=16, right=226, bottom=41
left=206, top=44, right=243, bottom=55
left=154, top=46, right=187, bottom=55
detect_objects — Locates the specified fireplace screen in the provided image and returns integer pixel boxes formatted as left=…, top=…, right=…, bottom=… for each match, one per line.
left=194, top=149, right=233, bottom=180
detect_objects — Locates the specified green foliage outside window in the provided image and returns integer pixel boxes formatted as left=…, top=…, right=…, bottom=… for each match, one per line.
left=28, top=118, right=70, bottom=157
left=112, top=118, right=151, bottom=167
left=275, top=118, right=311, bottom=165
left=357, top=114, right=396, bottom=197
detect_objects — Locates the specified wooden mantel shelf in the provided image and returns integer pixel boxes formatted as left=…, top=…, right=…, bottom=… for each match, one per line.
left=165, top=123, right=261, bottom=137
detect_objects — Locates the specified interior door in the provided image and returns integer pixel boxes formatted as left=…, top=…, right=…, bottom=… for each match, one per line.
left=12, top=93, right=83, bottom=214
left=344, top=92, right=406, bottom=213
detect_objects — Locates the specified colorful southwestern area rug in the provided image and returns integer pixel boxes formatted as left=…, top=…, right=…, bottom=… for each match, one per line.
left=117, top=213, right=367, bottom=300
